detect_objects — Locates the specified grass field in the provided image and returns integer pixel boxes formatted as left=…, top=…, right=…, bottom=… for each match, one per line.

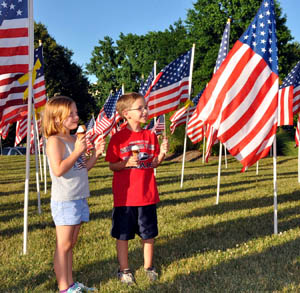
left=1, top=154, right=300, bottom=292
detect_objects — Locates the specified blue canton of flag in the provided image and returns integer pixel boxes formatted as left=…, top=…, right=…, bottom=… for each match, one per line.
left=139, top=68, right=154, bottom=97
left=0, top=0, right=28, bottom=25
left=241, top=0, right=278, bottom=74
left=215, top=19, right=231, bottom=72
left=192, top=89, right=204, bottom=105
left=103, top=88, right=122, bottom=118
left=280, top=61, right=300, bottom=89
left=34, top=46, right=44, bottom=79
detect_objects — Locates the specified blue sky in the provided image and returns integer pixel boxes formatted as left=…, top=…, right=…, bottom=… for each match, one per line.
left=34, top=0, right=300, bottom=82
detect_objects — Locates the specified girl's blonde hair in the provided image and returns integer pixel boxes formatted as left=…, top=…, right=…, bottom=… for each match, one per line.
left=116, top=92, right=144, bottom=118
left=42, top=96, right=75, bottom=138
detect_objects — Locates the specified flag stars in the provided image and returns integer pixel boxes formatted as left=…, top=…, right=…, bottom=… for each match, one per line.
left=259, top=22, right=265, bottom=28
left=16, top=9, right=22, bottom=15
left=10, top=3, right=15, bottom=9
left=264, top=1, right=269, bottom=7
left=261, top=39, right=266, bottom=44
left=259, top=13, right=264, bottom=19
left=1, top=1, right=7, bottom=8
left=261, top=47, right=266, bottom=53
left=252, top=24, right=256, bottom=29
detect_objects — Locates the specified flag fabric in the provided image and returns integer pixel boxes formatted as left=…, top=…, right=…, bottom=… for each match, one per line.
left=204, top=124, right=219, bottom=162
left=1, top=46, right=47, bottom=124
left=145, top=49, right=192, bottom=119
left=0, top=0, right=29, bottom=74
left=278, top=61, right=300, bottom=124
left=86, top=89, right=122, bottom=149
left=170, top=90, right=203, bottom=134
left=139, top=68, right=154, bottom=97
left=0, top=122, right=10, bottom=139
left=15, top=116, right=27, bottom=145
left=186, top=110, right=205, bottom=144
left=194, top=0, right=278, bottom=171
left=148, top=115, right=165, bottom=136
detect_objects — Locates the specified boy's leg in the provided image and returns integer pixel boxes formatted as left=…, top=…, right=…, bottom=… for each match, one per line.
left=142, top=238, right=154, bottom=269
left=116, top=239, right=129, bottom=270
left=54, top=225, right=77, bottom=291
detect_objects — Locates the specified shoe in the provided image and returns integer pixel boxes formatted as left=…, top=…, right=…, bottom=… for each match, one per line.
left=66, top=284, right=84, bottom=293
left=75, top=282, right=98, bottom=292
left=144, top=266, right=158, bottom=281
left=117, top=268, right=136, bottom=285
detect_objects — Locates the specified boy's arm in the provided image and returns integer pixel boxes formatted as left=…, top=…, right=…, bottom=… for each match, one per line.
left=109, top=156, right=139, bottom=171
left=152, top=137, right=169, bottom=168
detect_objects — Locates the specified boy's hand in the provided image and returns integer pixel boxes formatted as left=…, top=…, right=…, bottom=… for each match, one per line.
left=160, top=136, right=169, bottom=155
left=125, top=155, right=139, bottom=168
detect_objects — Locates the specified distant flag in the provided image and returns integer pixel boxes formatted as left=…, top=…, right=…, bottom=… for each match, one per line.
left=86, top=89, right=122, bottom=150
left=170, top=90, right=203, bottom=134
left=139, top=68, right=154, bottom=97
left=1, top=46, right=47, bottom=124
left=204, top=124, right=219, bottom=162
left=145, top=115, right=165, bottom=136
left=145, top=49, right=192, bottom=119
left=15, top=116, right=27, bottom=146
left=0, top=122, right=10, bottom=139
left=194, top=0, right=278, bottom=171
left=0, top=0, right=29, bottom=74
left=278, top=61, right=300, bottom=126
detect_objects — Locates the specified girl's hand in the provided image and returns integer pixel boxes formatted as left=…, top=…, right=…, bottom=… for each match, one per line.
left=75, top=134, right=87, bottom=154
left=94, top=138, right=105, bottom=157
left=160, top=136, right=169, bottom=155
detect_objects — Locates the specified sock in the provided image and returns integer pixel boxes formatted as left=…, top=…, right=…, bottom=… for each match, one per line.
left=59, top=288, right=69, bottom=293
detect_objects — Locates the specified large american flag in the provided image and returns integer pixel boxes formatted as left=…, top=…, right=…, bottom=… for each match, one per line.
left=1, top=45, right=47, bottom=124
left=0, top=0, right=29, bottom=74
left=86, top=89, right=122, bottom=149
left=170, top=90, right=203, bottom=134
left=278, top=61, right=300, bottom=126
left=145, top=49, right=192, bottom=119
left=194, top=0, right=278, bottom=171
left=139, top=68, right=154, bottom=97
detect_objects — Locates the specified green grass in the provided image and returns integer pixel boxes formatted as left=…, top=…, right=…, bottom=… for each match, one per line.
left=1, top=155, right=300, bottom=292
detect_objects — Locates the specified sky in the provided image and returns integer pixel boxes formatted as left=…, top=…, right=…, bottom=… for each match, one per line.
left=34, top=0, right=300, bottom=82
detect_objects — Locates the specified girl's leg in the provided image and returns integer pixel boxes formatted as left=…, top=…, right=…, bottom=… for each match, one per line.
left=54, top=225, right=77, bottom=291
left=67, top=223, right=81, bottom=286
left=142, top=238, right=154, bottom=269
left=116, top=239, right=129, bottom=270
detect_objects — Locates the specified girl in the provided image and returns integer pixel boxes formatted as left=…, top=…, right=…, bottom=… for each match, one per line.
left=43, top=96, right=104, bottom=293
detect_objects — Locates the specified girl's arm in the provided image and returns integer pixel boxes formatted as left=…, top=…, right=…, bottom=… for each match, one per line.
left=46, top=136, right=86, bottom=177
left=86, top=138, right=106, bottom=171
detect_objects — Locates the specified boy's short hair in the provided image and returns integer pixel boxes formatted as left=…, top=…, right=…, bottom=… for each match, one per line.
left=116, top=92, right=144, bottom=118
left=42, top=96, right=75, bottom=138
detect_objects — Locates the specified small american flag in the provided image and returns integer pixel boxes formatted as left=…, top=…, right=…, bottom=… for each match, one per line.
left=278, top=61, right=300, bottom=126
left=139, top=68, right=154, bottom=97
left=145, top=49, right=192, bottom=119
left=0, top=122, right=10, bottom=139
left=145, top=115, right=165, bottom=136
left=0, top=0, right=29, bottom=74
left=15, top=116, right=27, bottom=145
left=170, top=90, right=203, bottom=134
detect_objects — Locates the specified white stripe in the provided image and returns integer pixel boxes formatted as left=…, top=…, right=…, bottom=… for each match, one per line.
left=0, top=36, right=28, bottom=48
left=0, top=92, right=24, bottom=106
left=0, top=55, right=28, bottom=65
left=283, top=87, right=290, bottom=125
left=0, top=18, right=28, bottom=29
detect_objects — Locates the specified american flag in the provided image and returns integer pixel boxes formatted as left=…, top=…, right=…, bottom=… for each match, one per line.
left=195, top=0, right=278, bottom=171
left=278, top=61, right=300, bottom=126
left=186, top=111, right=205, bottom=144
left=0, top=121, right=10, bottom=139
left=1, top=45, right=47, bottom=124
left=144, top=115, right=165, bottom=136
left=139, top=68, right=154, bottom=97
left=86, top=89, right=122, bottom=149
left=0, top=0, right=29, bottom=74
left=15, top=115, right=27, bottom=145
left=145, top=49, right=192, bottom=119
left=170, top=90, right=203, bottom=134
left=204, top=19, right=231, bottom=160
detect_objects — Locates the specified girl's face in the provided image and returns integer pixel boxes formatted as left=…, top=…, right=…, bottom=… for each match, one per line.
left=125, top=97, right=148, bottom=124
left=62, top=102, right=79, bottom=131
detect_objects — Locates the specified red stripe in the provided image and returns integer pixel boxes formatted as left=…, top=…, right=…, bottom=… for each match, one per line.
left=0, top=27, right=28, bottom=38
left=0, top=46, right=28, bottom=57
left=0, top=64, right=28, bottom=74
left=0, top=73, right=23, bottom=86
left=0, top=85, right=27, bottom=99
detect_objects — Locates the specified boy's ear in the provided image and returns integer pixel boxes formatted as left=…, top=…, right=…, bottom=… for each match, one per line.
left=123, top=109, right=130, bottom=120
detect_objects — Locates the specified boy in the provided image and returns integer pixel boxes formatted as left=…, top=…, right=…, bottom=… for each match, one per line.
left=105, top=92, right=169, bottom=285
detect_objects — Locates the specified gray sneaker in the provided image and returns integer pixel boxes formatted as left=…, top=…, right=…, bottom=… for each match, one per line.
left=117, top=268, right=136, bottom=285
left=144, top=267, right=158, bottom=281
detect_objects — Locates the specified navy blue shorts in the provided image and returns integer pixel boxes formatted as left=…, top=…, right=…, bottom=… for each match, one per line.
left=111, top=204, right=158, bottom=240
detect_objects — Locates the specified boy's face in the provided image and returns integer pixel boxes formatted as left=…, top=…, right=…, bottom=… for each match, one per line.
left=124, top=97, right=148, bottom=125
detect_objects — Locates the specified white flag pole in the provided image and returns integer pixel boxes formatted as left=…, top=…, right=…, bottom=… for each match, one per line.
left=273, top=135, right=278, bottom=234
left=216, top=141, right=222, bottom=204
left=180, top=44, right=195, bottom=188
left=256, top=160, right=259, bottom=175
left=224, top=143, right=228, bottom=168
left=43, top=135, right=47, bottom=193
left=153, top=61, right=157, bottom=177
left=202, top=134, right=206, bottom=164
left=32, top=110, right=41, bottom=214
left=23, top=0, right=34, bottom=255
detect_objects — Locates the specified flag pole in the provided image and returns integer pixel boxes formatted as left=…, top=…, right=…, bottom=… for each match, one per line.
left=224, top=143, right=227, bottom=168
left=256, top=160, right=259, bottom=175
left=202, top=133, right=206, bottom=163
left=43, top=134, right=47, bottom=193
left=23, top=0, right=34, bottom=255
left=32, top=109, right=41, bottom=214
left=298, top=114, right=300, bottom=183
left=153, top=60, right=157, bottom=177
left=216, top=140, right=222, bottom=204
left=180, top=44, right=195, bottom=188
left=273, top=135, right=278, bottom=234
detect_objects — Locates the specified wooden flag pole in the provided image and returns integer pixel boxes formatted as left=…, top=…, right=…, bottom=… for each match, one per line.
left=180, top=44, right=195, bottom=188
left=23, top=0, right=34, bottom=255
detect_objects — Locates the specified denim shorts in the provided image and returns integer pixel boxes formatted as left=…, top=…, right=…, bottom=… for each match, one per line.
left=51, top=198, right=89, bottom=226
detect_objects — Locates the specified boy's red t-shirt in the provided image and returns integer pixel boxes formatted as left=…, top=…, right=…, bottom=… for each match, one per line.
left=105, top=127, right=160, bottom=207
